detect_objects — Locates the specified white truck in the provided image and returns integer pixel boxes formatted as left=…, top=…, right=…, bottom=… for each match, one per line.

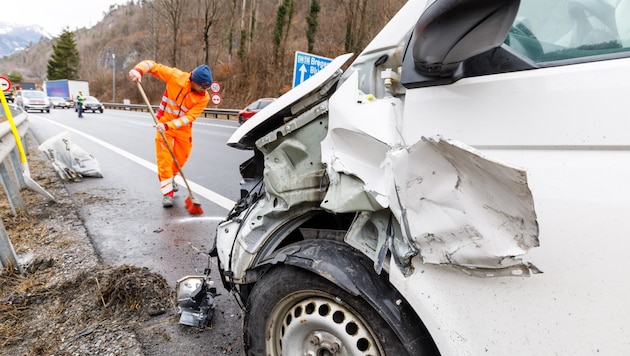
left=43, top=79, right=89, bottom=102
left=177, top=0, right=630, bottom=354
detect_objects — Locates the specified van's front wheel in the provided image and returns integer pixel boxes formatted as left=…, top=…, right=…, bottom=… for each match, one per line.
left=244, top=265, right=411, bottom=356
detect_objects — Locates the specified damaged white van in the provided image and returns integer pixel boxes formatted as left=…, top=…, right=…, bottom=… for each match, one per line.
left=199, top=0, right=630, bottom=354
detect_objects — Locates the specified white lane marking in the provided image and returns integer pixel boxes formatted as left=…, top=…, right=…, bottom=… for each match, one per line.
left=33, top=116, right=236, bottom=211
left=195, top=122, right=239, bottom=129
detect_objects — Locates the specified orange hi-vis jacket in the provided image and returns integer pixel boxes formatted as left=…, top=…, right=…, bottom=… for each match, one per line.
left=133, top=60, right=210, bottom=140
left=133, top=60, right=210, bottom=195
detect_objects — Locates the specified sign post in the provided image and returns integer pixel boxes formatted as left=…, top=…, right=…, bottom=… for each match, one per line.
left=292, top=51, right=332, bottom=88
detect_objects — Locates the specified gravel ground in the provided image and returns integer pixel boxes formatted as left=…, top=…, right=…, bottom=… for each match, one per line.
left=0, top=132, right=244, bottom=355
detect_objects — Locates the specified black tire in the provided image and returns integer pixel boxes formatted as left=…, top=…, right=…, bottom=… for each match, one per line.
left=244, top=265, right=413, bottom=356
left=238, top=115, right=245, bottom=124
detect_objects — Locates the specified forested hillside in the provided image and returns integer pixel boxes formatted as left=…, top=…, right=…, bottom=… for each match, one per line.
left=0, top=0, right=406, bottom=108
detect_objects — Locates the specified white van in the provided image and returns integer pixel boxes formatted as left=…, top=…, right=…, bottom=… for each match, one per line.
left=15, top=90, right=50, bottom=113
left=178, top=0, right=630, bottom=354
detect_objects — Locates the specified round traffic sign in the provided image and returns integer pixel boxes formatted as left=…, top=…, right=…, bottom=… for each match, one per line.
left=0, top=76, right=12, bottom=92
left=211, top=93, right=222, bottom=106
left=210, top=81, right=221, bottom=93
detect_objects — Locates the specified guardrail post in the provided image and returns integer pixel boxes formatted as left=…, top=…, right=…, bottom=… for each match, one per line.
left=0, top=217, right=23, bottom=274
left=9, top=147, right=26, bottom=189
left=21, top=134, right=29, bottom=155
left=0, top=159, right=26, bottom=216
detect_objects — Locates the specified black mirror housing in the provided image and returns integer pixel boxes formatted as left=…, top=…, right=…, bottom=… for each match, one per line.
left=402, top=0, right=520, bottom=88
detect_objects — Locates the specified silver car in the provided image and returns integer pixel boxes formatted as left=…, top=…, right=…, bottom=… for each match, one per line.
left=49, top=96, right=70, bottom=109
left=15, top=90, right=51, bottom=113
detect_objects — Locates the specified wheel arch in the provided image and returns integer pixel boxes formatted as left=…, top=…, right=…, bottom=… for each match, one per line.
left=255, top=239, right=440, bottom=355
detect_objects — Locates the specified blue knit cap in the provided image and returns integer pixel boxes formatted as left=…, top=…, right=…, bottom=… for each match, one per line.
left=191, top=65, right=213, bottom=87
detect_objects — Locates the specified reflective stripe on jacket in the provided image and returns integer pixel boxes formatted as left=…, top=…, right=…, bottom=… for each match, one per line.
left=134, top=60, right=210, bottom=139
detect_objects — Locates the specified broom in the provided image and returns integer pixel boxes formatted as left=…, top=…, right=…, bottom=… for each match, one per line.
left=136, top=82, right=203, bottom=215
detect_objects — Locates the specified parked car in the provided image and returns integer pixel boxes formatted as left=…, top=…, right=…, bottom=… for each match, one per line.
left=15, top=90, right=50, bottom=113
left=238, top=97, right=276, bottom=124
left=3, top=90, right=14, bottom=103
left=181, top=0, right=630, bottom=355
left=75, top=95, right=104, bottom=113
left=49, top=96, right=70, bottom=109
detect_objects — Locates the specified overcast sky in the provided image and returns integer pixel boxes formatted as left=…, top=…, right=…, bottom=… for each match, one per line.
left=0, top=1, right=129, bottom=37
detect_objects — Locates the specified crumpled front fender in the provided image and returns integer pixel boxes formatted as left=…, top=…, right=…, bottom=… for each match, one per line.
left=321, top=70, right=540, bottom=275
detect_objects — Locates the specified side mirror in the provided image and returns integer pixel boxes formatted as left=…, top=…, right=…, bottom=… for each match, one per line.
left=402, top=0, right=520, bottom=88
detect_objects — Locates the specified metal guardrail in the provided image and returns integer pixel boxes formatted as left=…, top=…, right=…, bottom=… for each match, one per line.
left=0, top=106, right=30, bottom=271
left=103, top=102, right=240, bottom=120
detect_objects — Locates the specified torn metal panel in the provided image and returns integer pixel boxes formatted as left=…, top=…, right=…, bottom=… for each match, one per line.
left=387, top=137, right=539, bottom=269
left=321, top=172, right=383, bottom=213
left=321, top=71, right=405, bottom=212
left=257, top=104, right=331, bottom=211
left=322, top=71, right=539, bottom=273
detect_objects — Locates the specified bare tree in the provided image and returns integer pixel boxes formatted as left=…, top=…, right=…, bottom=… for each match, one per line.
left=305, top=0, right=320, bottom=53
left=227, top=0, right=239, bottom=61
left=155, top=0, right=186, bottom=66
left=145, top=1, right=161, bottom=61
left=343, top=0, right=368, bottom=53
left=198, top=0, right=221, bottom=65
left=248, top=0, right=258, bottom=52
left=237, top=0, right=247, bottom=58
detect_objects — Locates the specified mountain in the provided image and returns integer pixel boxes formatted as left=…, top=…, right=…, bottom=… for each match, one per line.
left=0, top=22, right=52, bottom=58
left=0, top=0, right=405, bottom=108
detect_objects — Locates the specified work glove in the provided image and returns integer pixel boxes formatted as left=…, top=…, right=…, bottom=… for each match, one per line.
left=128, top=69, right=142, bottom=82
left=155, top=122, right=167, bottom=133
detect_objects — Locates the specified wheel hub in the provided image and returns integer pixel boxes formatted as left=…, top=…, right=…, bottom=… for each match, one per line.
left=307, top=331, right=341, bottom=355
left=272, top=296, right=381, bottom=356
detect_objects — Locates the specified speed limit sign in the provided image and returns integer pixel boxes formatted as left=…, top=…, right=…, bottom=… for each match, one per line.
left=0, top=76, right=12, bottom=92
left=210, top=81, right=221, bottom=93
left=211, top=93, right=222, bottom=106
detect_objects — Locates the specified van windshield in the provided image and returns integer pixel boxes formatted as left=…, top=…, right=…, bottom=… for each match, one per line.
left=23, top=91, right=45, bottom=98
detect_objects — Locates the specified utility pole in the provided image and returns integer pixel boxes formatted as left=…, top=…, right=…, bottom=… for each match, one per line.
left=112, top=53, right=116, bottom=103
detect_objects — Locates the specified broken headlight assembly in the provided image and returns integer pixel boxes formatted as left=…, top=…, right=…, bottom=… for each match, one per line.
left=175, top=275, right=217, bottom=327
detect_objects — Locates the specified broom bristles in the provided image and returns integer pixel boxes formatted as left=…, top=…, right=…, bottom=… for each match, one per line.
left=185, top=196, right=204, bottom=215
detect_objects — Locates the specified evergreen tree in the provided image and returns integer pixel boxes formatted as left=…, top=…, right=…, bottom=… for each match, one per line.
left=306, top=0, right=320, bottom=53
left=46, top=29, right=81, bottom=80
left=272, top=0, right=294, bottom=64
left=272, top=2, right=287, bottom=63
left=7, top=72, right=23, bottom=85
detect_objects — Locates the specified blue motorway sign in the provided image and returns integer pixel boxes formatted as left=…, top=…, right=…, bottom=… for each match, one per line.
left=292, top=51, right=333, bottom=88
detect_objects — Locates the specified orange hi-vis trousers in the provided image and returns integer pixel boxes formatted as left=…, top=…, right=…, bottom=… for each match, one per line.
left=157, top=132, right=192, bottom=195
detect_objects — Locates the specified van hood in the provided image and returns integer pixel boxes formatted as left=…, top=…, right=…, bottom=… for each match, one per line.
left=227, top=53, right=354, bottom=150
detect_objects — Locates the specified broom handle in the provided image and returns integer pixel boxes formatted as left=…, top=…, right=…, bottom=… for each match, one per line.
left=136, top=82, right=196, bottom=198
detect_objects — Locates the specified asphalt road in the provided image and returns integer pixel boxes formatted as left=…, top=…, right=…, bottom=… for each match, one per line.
left=27, top=107, right=250, bottom=355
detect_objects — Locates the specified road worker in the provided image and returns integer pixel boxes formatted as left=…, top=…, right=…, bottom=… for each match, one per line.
left=76, top=91, right=86, bottom=118
left=128, top=61, right=212, bottom=207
